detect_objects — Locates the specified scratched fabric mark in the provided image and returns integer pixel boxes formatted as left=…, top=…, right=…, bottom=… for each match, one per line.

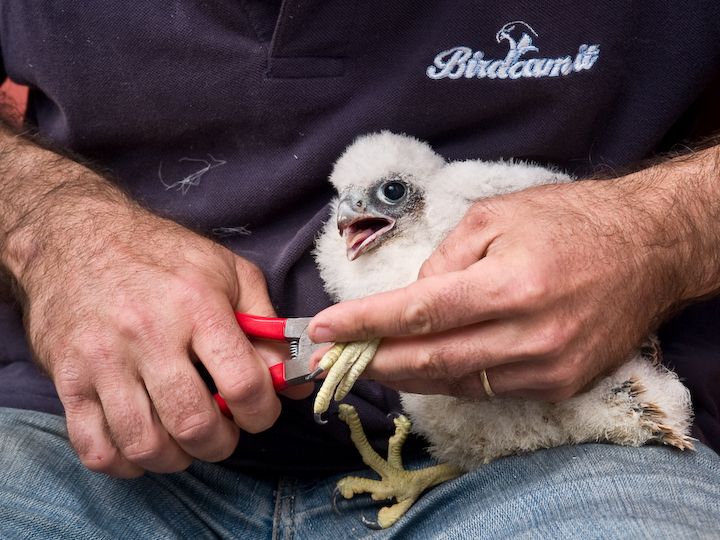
left=212, top=226, right=252, bottom=238
left=158, top=154, right=227, bottom=195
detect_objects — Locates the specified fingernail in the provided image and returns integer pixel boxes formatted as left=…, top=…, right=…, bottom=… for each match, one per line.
left=310, top=323, right=334, bottom=343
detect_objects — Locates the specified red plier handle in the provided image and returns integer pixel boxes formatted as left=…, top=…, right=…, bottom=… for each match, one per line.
left=234, top=312, right=288, bottom=340
left=234, top=313, right=291, bottom=391
left=213, top=313, right=303, bottom=418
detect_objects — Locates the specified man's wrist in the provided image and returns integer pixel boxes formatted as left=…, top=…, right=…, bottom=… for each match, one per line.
left=616, top=144, right=720, bottom=307
left=0, top=127, right=132, bottom=286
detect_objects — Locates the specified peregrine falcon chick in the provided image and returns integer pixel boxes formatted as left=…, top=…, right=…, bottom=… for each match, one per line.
left=312, top=132, right=694, bottom=529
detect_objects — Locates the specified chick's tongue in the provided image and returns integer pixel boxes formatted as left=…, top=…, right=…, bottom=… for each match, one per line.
left=346, top=227, right=375, bottom=250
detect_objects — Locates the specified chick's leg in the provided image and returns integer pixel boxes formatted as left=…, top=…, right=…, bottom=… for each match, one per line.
left=313, top=339, right=380, bottom=421
left=335, top=404, right=462, bottom=529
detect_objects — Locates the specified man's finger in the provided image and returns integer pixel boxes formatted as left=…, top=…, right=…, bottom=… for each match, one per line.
left=453, top=361, right=562, bottom=399
left=140, top=354, right=240, bottom=463
left=96, top=376, right=193, bottom=473
left=418, top=205, right=497, bottom=278
left=360, top=319, right=539, bottom=381
left=309, top=264, right=513, bottom=344
left=233, top=257, right=277, bottom=316
left=232, top=257, right=312, bottom=398
left=281, top=382, right=315, bottom=400
left=63, top=390, right=144, bottom=478
left=253, top=340, right=315, bottom=400
left=386, top=358, right=588, bottom=402
left=192, top=304, right=281, bottom=433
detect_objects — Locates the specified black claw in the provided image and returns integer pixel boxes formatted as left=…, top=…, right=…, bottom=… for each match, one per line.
left=332, top=488, right=383, bottom=529
left=386, top=411, right=401, bottom=421
left=331, top=486, right=345, bottom=515
left=360, top=514, right=383, bottom=530
left=306, top=367, right=325, bottom=381
left=314, top=412, right=328, bottom=425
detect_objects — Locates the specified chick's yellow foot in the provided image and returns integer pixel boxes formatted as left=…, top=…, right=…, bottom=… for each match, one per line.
left=313, top=340, right=380, bottom=422
left=335, top=404, right=462, bottom=529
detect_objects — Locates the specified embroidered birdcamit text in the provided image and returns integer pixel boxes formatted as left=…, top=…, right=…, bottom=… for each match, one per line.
left=427, top=21, right=600, bottom=80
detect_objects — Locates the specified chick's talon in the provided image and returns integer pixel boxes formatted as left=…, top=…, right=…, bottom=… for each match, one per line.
left=333, top=339, right=380, bottom=400
left=335, top=404, right=462, bottom=529
left=313, top=340, right=380, bottom=417
left=318, top=342, right=347, bottom=371
left=312, top=342, right=462, bottom=528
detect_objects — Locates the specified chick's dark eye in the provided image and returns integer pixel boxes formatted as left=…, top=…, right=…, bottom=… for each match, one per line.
left=379, top=181, right=406, bottom=203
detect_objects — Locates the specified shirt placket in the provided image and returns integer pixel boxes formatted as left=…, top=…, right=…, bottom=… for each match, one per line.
left=266, top=0, right=355, bottom=79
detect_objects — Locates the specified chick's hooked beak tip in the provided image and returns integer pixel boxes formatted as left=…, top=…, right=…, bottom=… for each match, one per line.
left=336, top=198, right=395, bottom=261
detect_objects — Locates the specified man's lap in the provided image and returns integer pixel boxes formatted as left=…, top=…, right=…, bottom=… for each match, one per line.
left=1, top=407, right=718, bottom=539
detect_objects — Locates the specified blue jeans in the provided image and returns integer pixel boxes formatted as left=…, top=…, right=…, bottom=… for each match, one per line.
left=1, top=407, right=719, bottom=539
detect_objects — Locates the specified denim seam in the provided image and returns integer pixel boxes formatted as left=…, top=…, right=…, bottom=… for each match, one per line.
left=271, top=479, right=284, bottom=540
left=272, top=477, right=297, bottom=540
left=286, top=478, right=296, bottom=540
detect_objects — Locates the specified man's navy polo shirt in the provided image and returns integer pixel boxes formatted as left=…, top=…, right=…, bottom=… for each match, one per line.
left=0, top=1, right=718, bottom=473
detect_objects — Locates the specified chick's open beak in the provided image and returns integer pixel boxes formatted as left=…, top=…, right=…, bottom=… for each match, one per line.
left=337, top=197, right=395, bottom=261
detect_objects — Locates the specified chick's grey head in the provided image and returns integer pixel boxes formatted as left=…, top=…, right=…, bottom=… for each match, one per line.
left=329, top=132, right=445, bottom=260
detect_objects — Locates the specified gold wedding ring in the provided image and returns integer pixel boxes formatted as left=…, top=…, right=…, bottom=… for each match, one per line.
left=481, top=369, right=495, bottom=398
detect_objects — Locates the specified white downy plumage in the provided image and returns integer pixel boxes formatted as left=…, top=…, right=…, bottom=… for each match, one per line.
left=314, top=131, right=693, bottom=474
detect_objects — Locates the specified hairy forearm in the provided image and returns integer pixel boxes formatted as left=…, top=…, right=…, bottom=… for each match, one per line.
left=0, top=122, right=133, bottom=287
left=0, top=122, right=285, bottom=476
left=615, top=143, right=720, bottom=307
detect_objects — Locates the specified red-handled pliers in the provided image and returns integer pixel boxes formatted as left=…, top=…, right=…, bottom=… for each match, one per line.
left=213, top=313, right=324, bottom=418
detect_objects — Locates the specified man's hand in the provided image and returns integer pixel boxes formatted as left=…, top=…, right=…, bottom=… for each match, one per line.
left=0, top=130, right=311, bottom=477
left=28, top=208, right=287, bottom=477
left=310, top=146, right=720, bottom=401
